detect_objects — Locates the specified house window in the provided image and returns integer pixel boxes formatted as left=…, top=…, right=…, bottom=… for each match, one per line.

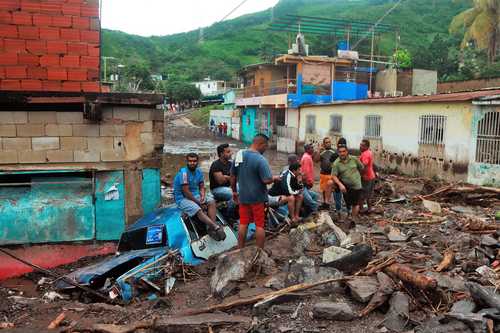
left=476, top=111, right=500, bottom=164
left=329, top=115, right=342, bottom=134
left=419, top=115, right=446, bottom=145
left=306, top=115, right=316, bottom=134
left=364, top=115, right=381, bottom=138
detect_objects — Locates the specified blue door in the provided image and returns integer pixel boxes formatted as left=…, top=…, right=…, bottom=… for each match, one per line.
left=242, top=108, right=256, bottom=145
left=95, top=171, right=126, bottom=241
left=0, top=172, right=95, bottom=245
left=142, top=168, right=161, bottom=215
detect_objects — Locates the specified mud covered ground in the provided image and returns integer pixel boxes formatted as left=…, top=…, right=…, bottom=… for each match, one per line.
left=1, top=173, right=499, bottom=333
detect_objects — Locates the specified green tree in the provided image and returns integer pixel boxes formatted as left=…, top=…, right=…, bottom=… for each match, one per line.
left=118, top=63, right=154, bottom=92
left=393, top=49, right=412, bottom=69
left=162, top=81, right=201, bottom=103
left=450, top=0, right=500, bottom=62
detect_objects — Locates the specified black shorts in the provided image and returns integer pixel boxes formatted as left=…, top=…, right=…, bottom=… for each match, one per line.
left=361, top=179, right=375, bottom=199
left=344, top=188, right=362, bottom=208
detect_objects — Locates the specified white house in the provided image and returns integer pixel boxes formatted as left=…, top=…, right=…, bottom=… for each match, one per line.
left=298, top=90, right=500, bottom=186
left=194, top=78, right=226, bottom=96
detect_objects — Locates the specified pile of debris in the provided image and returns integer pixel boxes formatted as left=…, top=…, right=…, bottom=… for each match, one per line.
left=0, top=176, right=499, bottom=333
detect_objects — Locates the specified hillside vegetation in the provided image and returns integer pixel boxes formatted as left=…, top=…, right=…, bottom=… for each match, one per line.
left=102, top=0, right=479, bottom=83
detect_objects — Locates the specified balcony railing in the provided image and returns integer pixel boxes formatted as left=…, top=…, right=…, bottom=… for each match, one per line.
left=235, top=79, right=297, bottom=98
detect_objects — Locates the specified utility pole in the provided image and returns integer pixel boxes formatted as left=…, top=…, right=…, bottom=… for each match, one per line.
left=199, top=27, right=204, bottom=44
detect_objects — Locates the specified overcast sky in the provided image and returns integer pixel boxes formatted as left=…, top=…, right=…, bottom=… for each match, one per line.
left=101, top=0, right=280, bottom=37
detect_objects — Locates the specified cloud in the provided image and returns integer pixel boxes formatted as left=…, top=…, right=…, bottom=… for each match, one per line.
left=101, top=0, right=279, bottom=37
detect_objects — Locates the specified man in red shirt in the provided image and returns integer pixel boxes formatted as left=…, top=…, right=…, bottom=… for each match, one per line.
left=359, top=139, right=376, bottom=213
left=300, top=144, right=319, bottom=213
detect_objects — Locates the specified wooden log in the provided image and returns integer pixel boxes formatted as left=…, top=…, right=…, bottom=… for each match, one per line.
left=436, top=249, right=454, bottom=272
left=385, top=263, right=437, bottom=290
left=183, top=277, right=350, bottom=316
left=47, top=312, right=66, bottom=330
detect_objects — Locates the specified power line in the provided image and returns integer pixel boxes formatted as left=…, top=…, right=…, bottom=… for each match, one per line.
left=352, top=0, right=404, bottom=50
left=164, top=0, right=252, bottom=68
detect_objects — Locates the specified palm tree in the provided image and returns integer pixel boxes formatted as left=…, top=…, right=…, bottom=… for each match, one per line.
left=449, top=0, right=500, bottom=62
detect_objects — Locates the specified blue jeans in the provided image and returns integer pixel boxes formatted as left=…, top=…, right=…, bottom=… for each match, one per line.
left=303, top=188, right=319, bottom=212
left=211, top=186, right=233, bottom=201
left=334, top=191, right=343, bottom=211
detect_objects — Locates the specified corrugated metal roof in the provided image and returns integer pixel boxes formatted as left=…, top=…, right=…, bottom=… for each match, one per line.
left=304, top=89, right=500, bottom=107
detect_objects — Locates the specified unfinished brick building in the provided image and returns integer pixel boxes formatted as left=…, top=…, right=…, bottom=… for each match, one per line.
left=0, top=0, right=100, bottom=92
left=0, top=1, right=167, bottom=280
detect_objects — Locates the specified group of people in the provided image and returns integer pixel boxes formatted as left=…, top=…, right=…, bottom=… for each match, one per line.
left=209, top=119, right=228, bottom=137
left=172, top=133, right=376, bottom=250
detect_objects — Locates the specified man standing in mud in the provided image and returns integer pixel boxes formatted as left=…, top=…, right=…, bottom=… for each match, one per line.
left=359, top=139, right=376, bottom=213
left=231, top=134, right=278, bottom=249
left=331, top=145, right=365, bottom=219
left=173, top=153, right=226, bottom=241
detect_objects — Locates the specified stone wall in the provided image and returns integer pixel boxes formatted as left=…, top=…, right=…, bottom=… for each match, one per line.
left=0, top=106, right=164, bottom=165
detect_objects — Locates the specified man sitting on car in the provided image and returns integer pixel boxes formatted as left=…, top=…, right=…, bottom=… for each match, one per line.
left=173, top=153, right=226, bottom=241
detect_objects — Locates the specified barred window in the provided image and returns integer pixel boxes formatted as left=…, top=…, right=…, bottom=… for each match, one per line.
left=364, top=115, right=381, bottom=138
left=329, top=115, right=342, bottom=134
left=476, top=111, right=500, bottom=164
left=306, top=115, right=316, bottom=134
left=419, top=115, right=446, bottom=144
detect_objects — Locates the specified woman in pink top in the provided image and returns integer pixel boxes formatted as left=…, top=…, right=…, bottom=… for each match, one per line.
left=359, top=139, right=376, bottom=213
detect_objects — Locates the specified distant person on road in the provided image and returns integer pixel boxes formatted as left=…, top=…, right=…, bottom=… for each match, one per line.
left=231, top=134, right=278, bottom=249
left=331, top=146, right=365, bottom=219
left=223, top=122, right=228, bottom=136
left=209, top=143, right=233, bottom=202
left=173, top=153, right=226, bottom=241
left=210, top=118, right=215, bottom=134
left=300, top=144, right=319, bottom=213
left=359, top=139, right=376, bottom=213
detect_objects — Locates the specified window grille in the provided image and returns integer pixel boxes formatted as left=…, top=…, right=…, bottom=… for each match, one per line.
left=476, top=111, right=500, bottom=164
left=364, top=115, right=381, bottom=138
left=306, top=115, right=316, bottom=134
left=419, top=115, right=446, bottom=145
left=329, top=115, right=342, bottom=134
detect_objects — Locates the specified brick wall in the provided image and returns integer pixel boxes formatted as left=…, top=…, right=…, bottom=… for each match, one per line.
left=0, top=107, right=164, bottom=165
left=0, top=0, right=100, bottom=92
left=438, top=78, right=500, bottom=94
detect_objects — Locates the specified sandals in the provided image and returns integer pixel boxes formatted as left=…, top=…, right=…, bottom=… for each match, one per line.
left=208, top=225, right=227, bottom=242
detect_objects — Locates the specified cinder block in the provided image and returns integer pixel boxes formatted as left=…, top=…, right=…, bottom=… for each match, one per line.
left=151, top=110, right=164, bottom=121
left=113, top=137, right=125, bottom=150
left=0, top=111, right=28, bottom=124
left=86, top=137, right=113, bottom=151
left=32, top=137, right=59, bottom=151
left=141, top=132, right=154, bottom=147
left=101, top=149, right=125, bottom=162
left=61, top=137, right=86, bottom=150
left=0, top=151, right=17, bottom=164
left=74, top=150, right=99, bottom=162
left=46, top=150, right=73, bottom=163
left=0, top=124, right=16, bottom=136
left=101, top=108, right=113, bottom=120
left=138, top=109, right=153, bottom=121
left=141, top=121, right=153, bottom=133
left=100, top=124, right=125, bottom=137
left=28, top=111, right=57, bottom=124
left=18, top=150, right=46, bottom=164
left=113, top=107, right=139, bottom=121
left=56, top=111, right=83, bottom=124
left=45, top=124, right=72, bottom=136
left=3, top=137, right=31, bottom=150
left=73, top=124, right=99, bottom=137
left=16, top=124, right=44, bottom=137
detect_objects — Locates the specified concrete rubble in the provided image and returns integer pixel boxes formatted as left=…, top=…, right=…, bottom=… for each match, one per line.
left=0, top=174, right=499, bottom=332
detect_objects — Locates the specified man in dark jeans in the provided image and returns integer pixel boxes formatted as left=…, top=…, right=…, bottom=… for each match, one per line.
left=209, top=143, right=233, bottom=202
left=231, top=134, right=278, bottom=249
left=331, top=146, right=365, bottom=219
left=269, top=161, right=304, bottom=223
